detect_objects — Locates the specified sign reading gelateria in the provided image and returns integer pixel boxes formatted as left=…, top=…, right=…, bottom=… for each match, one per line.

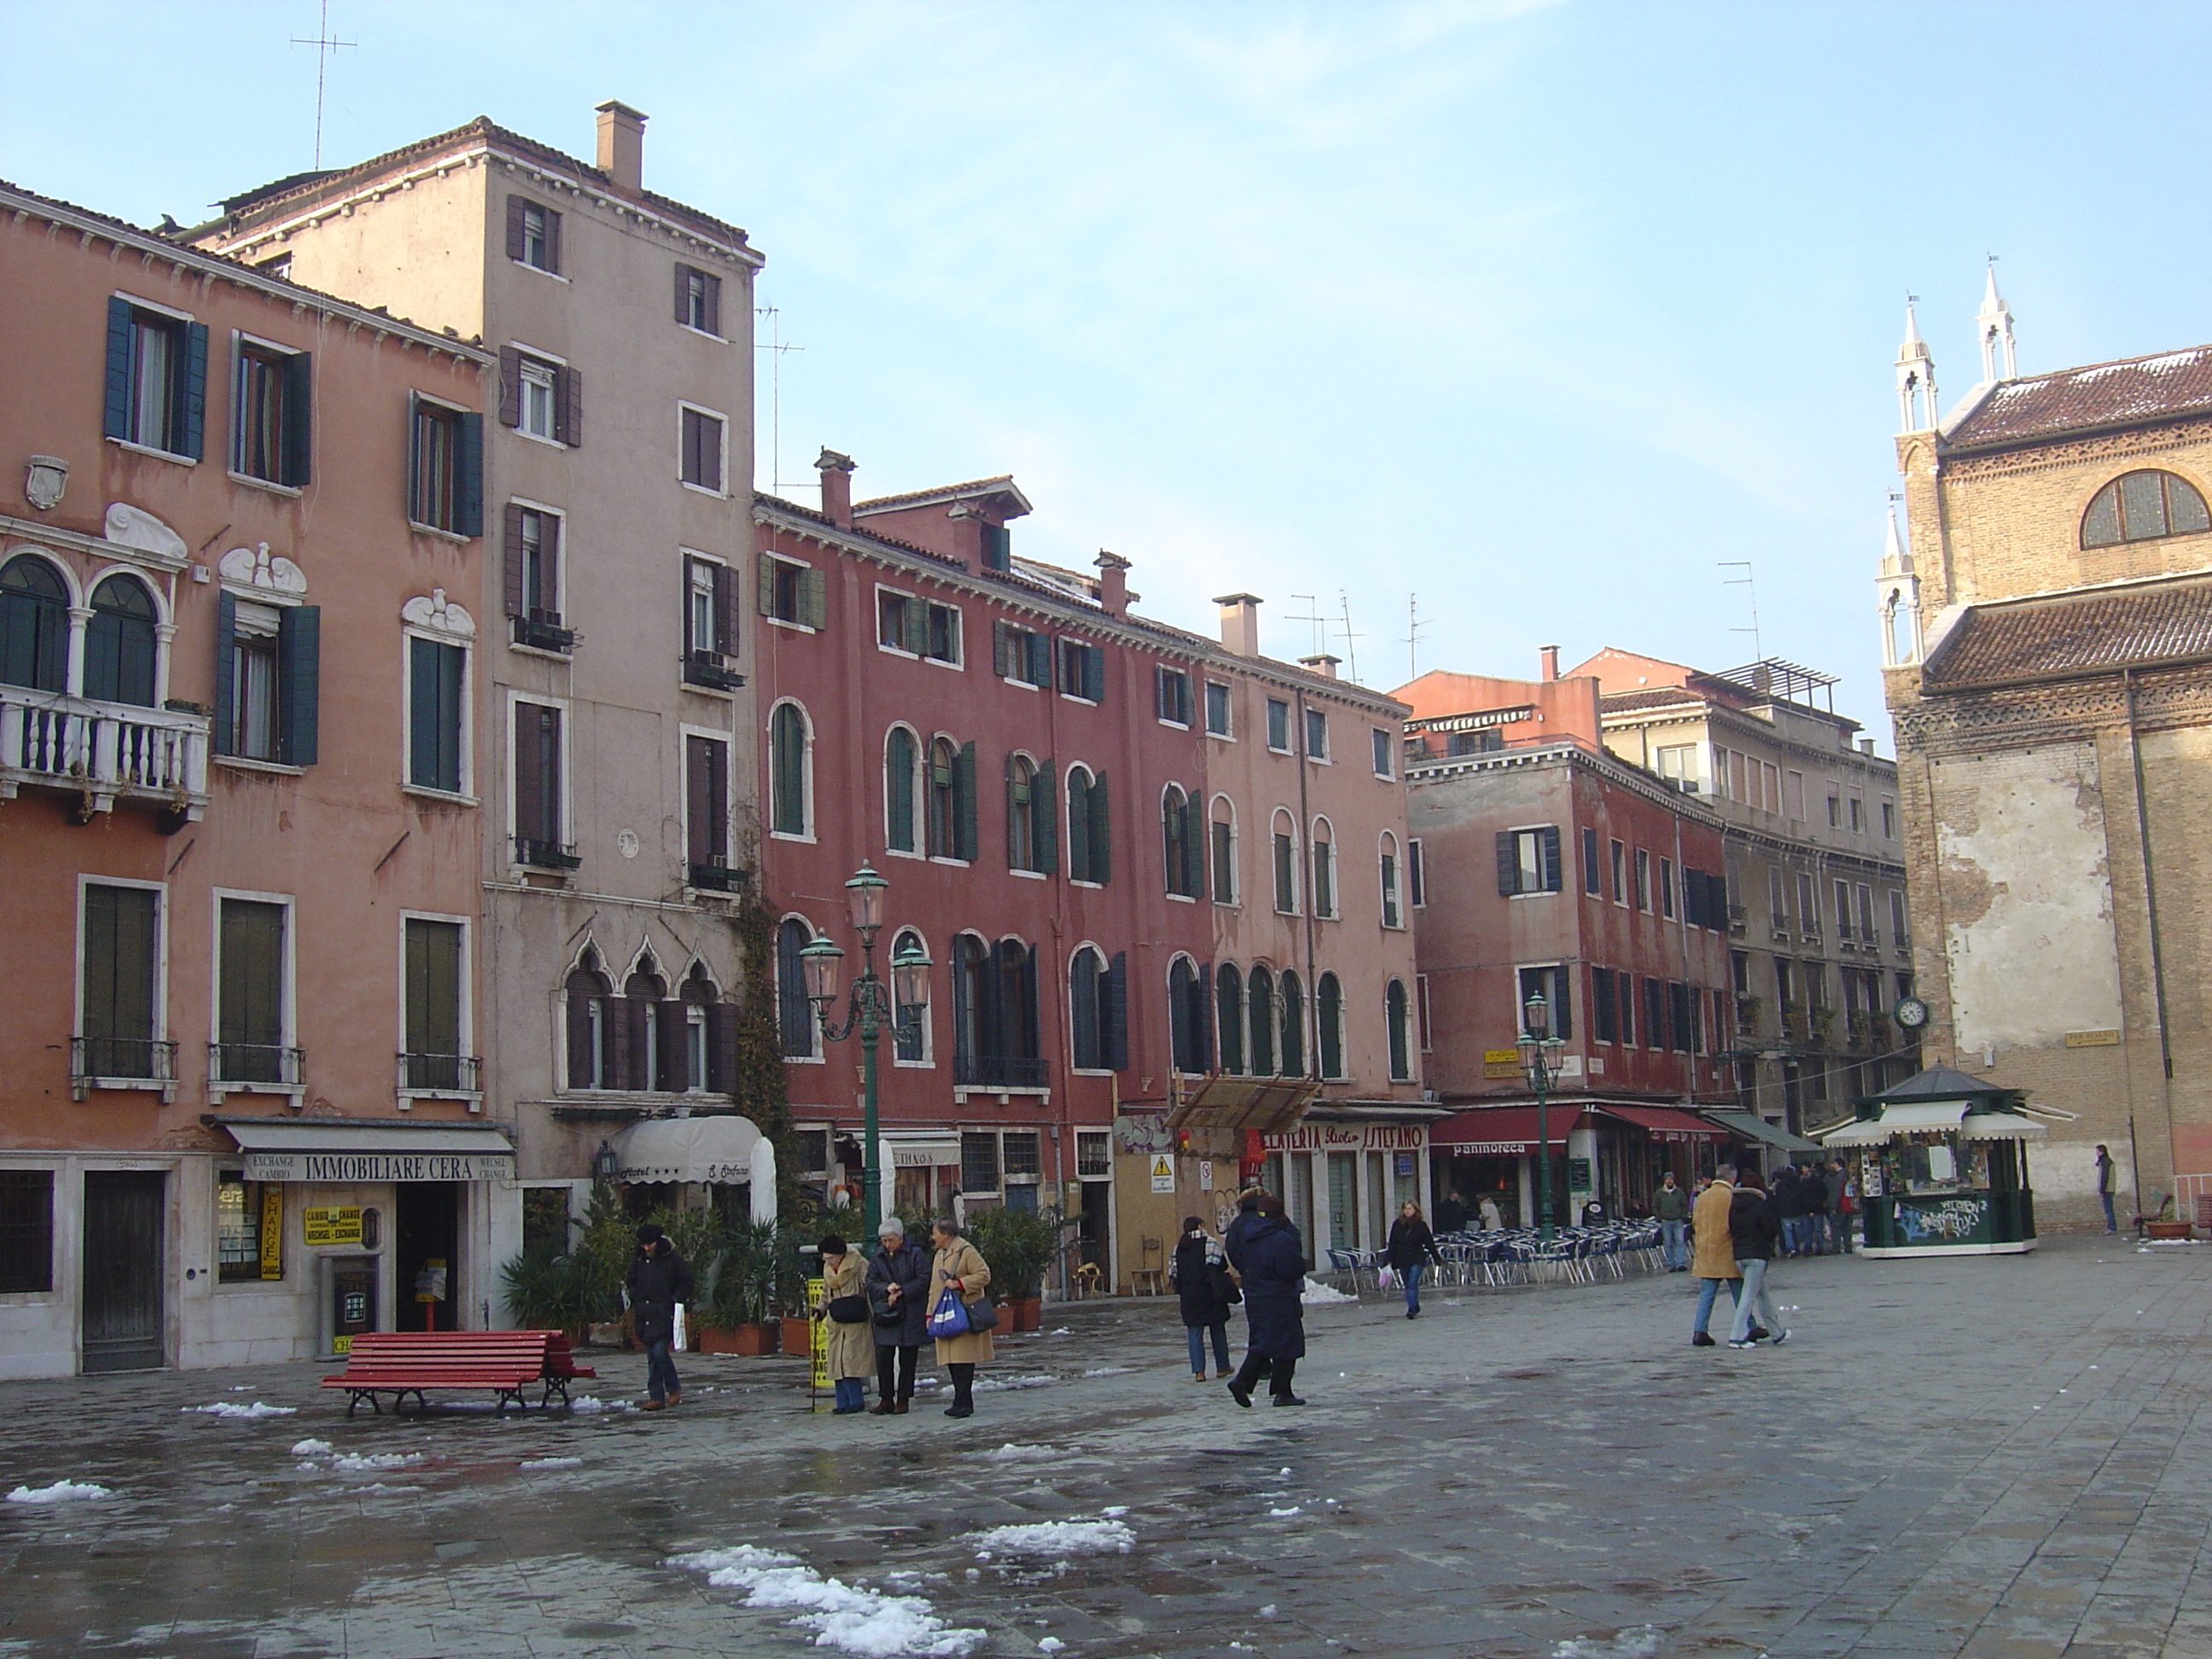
left=245, top=1152, right=515, bottom=1184
left=1261, top=1124, right=1427, bottom=1153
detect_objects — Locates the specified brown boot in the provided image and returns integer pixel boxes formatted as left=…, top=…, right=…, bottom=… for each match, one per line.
left=870, top=1398, right=896, bottom=1415
left=666, top=1391, right=682, bottom=1407
left=894, top=1398, right=910, bottom=1414
left=640, top=1399, right=665, bottom=1411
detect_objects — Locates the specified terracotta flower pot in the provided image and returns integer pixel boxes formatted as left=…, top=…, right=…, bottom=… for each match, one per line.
left=780, top=1315, right=813, bottom=1356
left=1007, top=1296, right=1044, bottom=1332
left=2146, top=1220, right=2192, bottom=1240
left=728, top=1322, right=777, bottom=1356
left=695, top=1326, right=746, bottom=1355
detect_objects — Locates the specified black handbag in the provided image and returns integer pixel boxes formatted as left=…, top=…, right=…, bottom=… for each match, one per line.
left=963, top=1296, right=1000, bottom=1334
left=827, top=1294, right=870, bottom=1324
left=870, top=1301, right=906, bottom=1329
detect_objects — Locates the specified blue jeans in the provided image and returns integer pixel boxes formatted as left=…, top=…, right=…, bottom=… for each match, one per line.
left=833, top=1377, right=866, bottom=1411
left=1187, top=1322, right=1230, bottom=1374
left=1660, top=1219, right=1687, bottom=1269
left=644, top=1337, right=680, bottom=1402
left=1401, top=1261, right=1425, bottom=1313
left=1729, top=1258, right=1780, bottom=1342
left=2102, top=1191, right=2117, bottom=1233
left=1692, top=1276, right=1740, bottom=1336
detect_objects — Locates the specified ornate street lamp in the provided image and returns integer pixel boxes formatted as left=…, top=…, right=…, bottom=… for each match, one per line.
left=804, top=864, right=929, bottom=1238
left=1516, top=990, right=1569, bottom=1241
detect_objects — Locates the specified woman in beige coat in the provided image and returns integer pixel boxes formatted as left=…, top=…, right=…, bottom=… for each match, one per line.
left=928, top=1217, right=993, bottom=1417
left=819, top=1235, right=875, bottom=1413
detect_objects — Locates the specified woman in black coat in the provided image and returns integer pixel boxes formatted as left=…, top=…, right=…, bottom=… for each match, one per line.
left=1226, top=1194, right=1307, bottom=1408
left=1170, top=1216, right=1235, bottom=1381
left=1383, top=1201, right=1440, bottom=1319
left=863, top=1215, right=930, bottom=1414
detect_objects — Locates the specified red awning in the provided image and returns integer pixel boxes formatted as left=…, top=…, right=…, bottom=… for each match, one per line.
left=1434, top=1105, right=1592, bottom=1155
left=1598, top=1105, right=1725, bottom=1142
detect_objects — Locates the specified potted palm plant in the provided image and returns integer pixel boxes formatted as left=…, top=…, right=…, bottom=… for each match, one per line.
left=697, top=1219, right=779, bottom=1354
left=967, top=1207, right=1059, bottom=1331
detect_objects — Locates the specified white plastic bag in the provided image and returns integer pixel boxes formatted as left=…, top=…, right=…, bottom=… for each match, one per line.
left=672, top=1302, right=688, bottom=1353
left=1376, top=1266, right=1397, bottom=1291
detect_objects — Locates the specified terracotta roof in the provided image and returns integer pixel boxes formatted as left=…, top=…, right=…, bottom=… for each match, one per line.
left=853, top=475, right=1031, bottom=516
left=1921, top=575, right=2212, bottom=688
left=1946, top=346, right=2212, bottom=451
left=1600, top=686, right=1705, bottom=713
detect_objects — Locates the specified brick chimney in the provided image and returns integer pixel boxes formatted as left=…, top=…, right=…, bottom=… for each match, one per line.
left=1299, top=653, right=1342, bottom=681
left=595, top=101, right=647, bottom=194
left=1540, top=644, right=1561, bottom=682
left=817, top=448, right=855, bottom=529
left=1214, top=592, right=1263, bottom=657
left=1096, top=551, right=1131, bottom=618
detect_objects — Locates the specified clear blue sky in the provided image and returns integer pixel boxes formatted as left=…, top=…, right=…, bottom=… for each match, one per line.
left=8, top=1, right=2207, bottom=739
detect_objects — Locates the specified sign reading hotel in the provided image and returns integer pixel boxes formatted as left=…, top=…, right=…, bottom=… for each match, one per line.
left=244, top=1151, right=515, bottom=1184
left=1260, top=1124, right=1427, bottom=1154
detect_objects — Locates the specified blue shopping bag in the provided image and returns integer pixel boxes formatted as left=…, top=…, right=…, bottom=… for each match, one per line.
left=925, top=1287, right=972, bottom=1340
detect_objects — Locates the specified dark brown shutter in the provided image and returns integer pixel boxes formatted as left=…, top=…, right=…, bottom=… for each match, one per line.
left=610, top=997, right=641, bottom=1091
left=712, top=560, right=736, bottom=657
left=544, top=207, right=562, bottom=274
left=686, top=736, right=713, bottom=866
left=566, top=987, right=596, bottom=1088
left=504, top=195, right=526, bottom=262
left=503, top=503, right=526, bottom=618
left=657, top=999, right=687, bottom=1091
left=498, top=346, right=521, bottom=428
left=707, top=1003, right=738, bottom=1093
left=703, top=271, right=720, bottom=336
left=674, top=263, right=690, bottom=325
left=1496, top=831, right=1518, bottom=896
left=558, top=364, right=582, bottom=446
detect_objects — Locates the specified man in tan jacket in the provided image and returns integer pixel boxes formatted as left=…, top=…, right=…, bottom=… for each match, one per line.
left=1690, top=1166, right=1743, bottom=1348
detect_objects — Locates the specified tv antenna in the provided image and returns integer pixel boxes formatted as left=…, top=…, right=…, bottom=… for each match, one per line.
left=1286, top=593, right=1327, bottom=657
left=753, top=305, right=806, bottom=495
left=1336, top=591, right=1364, bottom=684
left=1720, top=561, right=1762, bottom=660
left=290, top=0, right=357, bottom=170
left=1401, top=592, right=1428, bottom=682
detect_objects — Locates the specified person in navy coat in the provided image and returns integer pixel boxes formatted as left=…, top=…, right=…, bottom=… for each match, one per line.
left=1225, top=1193, right=1307, bottom=1408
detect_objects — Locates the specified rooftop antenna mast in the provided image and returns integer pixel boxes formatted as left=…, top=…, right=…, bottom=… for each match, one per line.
left=1287, top=593, right=1327, bottom=657
left=1402, top=592, right=1428, bottom=682
left=753, top=306, right=805, bottom=496
left=1336, top=591, right=1364, bottom=684
left=1719, top=561, right=1762, bottom=661
left=290, top=0, right=357, bottom=170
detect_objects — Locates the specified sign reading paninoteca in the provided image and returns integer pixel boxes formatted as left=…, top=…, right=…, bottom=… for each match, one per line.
left=244, top=1151, right=515, bottom=1184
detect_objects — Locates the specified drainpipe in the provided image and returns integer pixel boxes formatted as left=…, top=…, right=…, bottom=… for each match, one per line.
left=1295, top=688, right=1318, bottom=1080
left=2122, top=669, right=2174, bottom=1208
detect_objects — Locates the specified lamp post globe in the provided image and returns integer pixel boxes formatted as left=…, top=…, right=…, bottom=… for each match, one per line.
left=844, top=862, right=888, bottom=941
left=800, top=934, right=846, bottom=1007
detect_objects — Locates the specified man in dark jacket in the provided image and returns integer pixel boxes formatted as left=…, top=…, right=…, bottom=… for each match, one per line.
left=1726, top=1172, right=1787, bottom=1348
left=626, top=1223, right=695, bottom=1410
left=864, top=1215, right=930, bottom=1413
left=1226, top=1195, right=1307, bottom=1408
left=1222, top=1189, right=1265, bottom=1273
left=1770, top=1166, right=1804, bottom=1256
left=1798, top=1165, right=1831, bottom=1254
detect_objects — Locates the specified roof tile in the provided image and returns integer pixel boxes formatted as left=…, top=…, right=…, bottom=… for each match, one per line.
left=1947, top=346, right=2212, bottom=450
left=1922, top=575, right=2212, bottom=686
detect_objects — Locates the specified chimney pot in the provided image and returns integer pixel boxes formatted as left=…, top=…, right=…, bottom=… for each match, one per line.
left=1540, top=644, right=1561, bottom=682
left=1299, top=653, right=1342, bottom=681
left=595, top=100, right=648, bottom=193
left=1859, top=738, right=1877, bottom=755
left=1214, top=592, right=1264, bottom=658
left=1096, top=551, right=1131, bottom=618
left=816, top=447, right=855, bottom=529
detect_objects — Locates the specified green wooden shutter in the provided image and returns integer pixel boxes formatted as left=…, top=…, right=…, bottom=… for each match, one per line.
left=802, top=568, right=827, bottom=629
left=903, top=597, right=928, bottom=655
left=1028, top=632, right=1050, bottom=685
left=1105, top=952, right=1128, bottom=1070
left=1090, top=771, right=1110, bottom=884
left=1034, top=759, right=1057, bottom=874
left=757, top=555, right=777, bottom=615
left=1187, top=789, right=1206, bottom=897
left=1082, top=644, right=1103, bottom=703
left=503, top=504, right=527, bottom=618
left=405, top=399, right=422, bottom=524
left=277, top=605, right=319, bottom=766
left=212, top=591, right=236, bottom=757
left=1495, top=831, right=1519, bottom=896
left=408, top=636, right=438, bottom=787
left=280, top=350, right=312, bottom=486
left=454, top=413, right=484, bottom=538
left=707, top=1003, right=737, bottom=1093
left=953, top=741, right=978, bottom=862
left=993, top=621, right=1013, bottom=678
left=102, top=297, right=132, bottom=439
left=1541, top=825, right=1563, bottom=892
left=1004, top=753, right=1022, bottom=867
left=176, top=322, right=208, bottom=459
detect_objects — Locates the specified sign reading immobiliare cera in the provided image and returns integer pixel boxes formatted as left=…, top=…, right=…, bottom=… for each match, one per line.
left=244, top=1151, right=515, bottom=1184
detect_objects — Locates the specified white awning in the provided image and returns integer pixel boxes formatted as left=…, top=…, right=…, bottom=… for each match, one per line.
left=1961, top=1113, right=2049, bottom=1141
left=215, top=1116, right=515, bottom=1183
left=878, top=1132, right=960, bottom=1169
left=614, top=1115, right=773, bottom=1189
left=1820, top=1101, right=1970, bottom=1147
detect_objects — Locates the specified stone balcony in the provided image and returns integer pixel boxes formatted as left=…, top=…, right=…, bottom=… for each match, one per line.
left=0, top=689, right=210, bottom=823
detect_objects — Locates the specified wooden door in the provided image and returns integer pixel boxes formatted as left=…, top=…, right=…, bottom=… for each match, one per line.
left=82, top=1171, right=166, bottom=1372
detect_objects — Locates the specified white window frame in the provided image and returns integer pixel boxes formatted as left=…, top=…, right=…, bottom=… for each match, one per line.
left=73, top=874, right=171, bottom=1099
left=228, top=329, right=307, bottom=495
left=875, top=583, right=919, bottom=660
left=883, top=722, right=926, bottom=861
left=1379, top=831, right=1404, bottom=929
left=683, top=548, right=728, bottom=661
left=767, top=696, right=816, bottom=844
left=1204, top=680, right=1234, bottom=739
left=760, top=551, right=817, bottom=633
left=507, top=690, right=573, bottom=865
left=680, top=721, right=736, bottom=882
left=1067, top=941, right=1115, bottom=1077
left=1408, top=836, right=1427, bottom=908
left=1157, top=666, right=1193, bottom=730
left=511, top=344, right=567, bottom=447
left=1272, top=808, right=1301, bottom=917
left=1309, top=815, right=1337, bottom=919
left=396, top=910, right=479, bottom=1106
left=924, top=598, right=963, bottom=670
left=401, top=602, right=477, bottom=803
left=516, top=200, right=562, bottom=276
left=1304, top=707, right=1330, bottom=763
left=1066, top=763, right=1103, bottom=889
left=889, top=926, right=934, bottom=1067
left=1371, top=726, right=1394, bottom=779
left=1266, top=698, right=1291, bottom=754
left=677, top=399, right=730, bottom=497
left=108, top=290, right=200, bottom=465
left=208, top=886, right=300, bottom=1103
left=1208, top=793, right=1239, bottom=908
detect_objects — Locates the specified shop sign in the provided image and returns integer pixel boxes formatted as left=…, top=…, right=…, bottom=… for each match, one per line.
left=302, top=1206, right=364, bottom=1247
left=244, top=1151, right=515, bottom=1184
left=1484, top=1048, right=1522, bottom=1080
left=1394, top=1152, right=1415, bottom=1177
left=258, top=1186, right=284, bottom=1280
left=1260, top=1124, right=1428, bottom=1154
left=1568, top=1157, right=1592, bottom=1191
left=1150, top=1155, right=1176, bottom=1193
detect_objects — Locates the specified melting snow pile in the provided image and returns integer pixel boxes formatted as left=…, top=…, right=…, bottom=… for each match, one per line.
left=1268, top=1506, right=1301, bottom=1517
left=568, top=1395, right=632, bottom=1413
left=330, top=1452, right=425, bottom=1472
left=668, top=1545, right=985, bottom=1657
left=1553, top=1627, right=1664, bottom=1659
left=1301, top=1278, right=1357, bottom=1306
left=980, top=1443, right=1057, bottom=1463
left=186, top=1400, right=297, bottom=1419
left=967, top=1517, right=1135, bottom=1558
left=521, top=1457, right=583, bottom=1470
left=972, top=1374, right=1056, bottom=1394
left=7, top=1480, right=112, bottom=1504
left=288, top=1439, right=334, bottom=1457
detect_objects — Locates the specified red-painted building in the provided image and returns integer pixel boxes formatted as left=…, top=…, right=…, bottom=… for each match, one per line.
left=754, top=454, right=1425, bottom=1285
left=1396, top=663, right=1732, bottom=1225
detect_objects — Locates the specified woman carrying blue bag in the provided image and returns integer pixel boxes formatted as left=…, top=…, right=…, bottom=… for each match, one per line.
left=926, top=1216, right=994, bottom=1417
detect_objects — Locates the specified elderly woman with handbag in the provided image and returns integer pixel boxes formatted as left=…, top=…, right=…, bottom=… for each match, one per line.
left=818, top=1234, right=875, bottom=1414
left=864, top=1215, right=929, bottom=1414
left=927, top=1216, right=994, bottom=1417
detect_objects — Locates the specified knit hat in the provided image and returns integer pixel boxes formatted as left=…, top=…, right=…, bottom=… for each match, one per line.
left=635, top=1223, right=665, bottom=1245
left=876, top=1215, right=905, bottom=1238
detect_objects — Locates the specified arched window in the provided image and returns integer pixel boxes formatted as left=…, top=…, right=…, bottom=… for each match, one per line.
left=1067, top=765, right=1111, bottom=883
left=1310, top=817, right=1336, bottom=919
left=1007, top=755, right=1036, bottom=870
left=1215, top=963, right=1245, bottom=1074
left=1272, top=809, right=1299, bottom=914
left=1209, top=795, right=1237, bottom=904
left=625, top=962, right=671, bottom=1092
left=885, top=725, right=919, bottom=853
left=891, top=927, right=929, bottom=1062
left=1883, top=589, right=1916, bottom=667
left=1070, top=946, right=1106, bottom=1071
left=563, top=949, right=614, bottom=1090
left=1317, top=971, right=1344, bottom=1080
left=770, top=702, right=811, bottom=837
left=952, top=932, right=987, bottom=1082
left=927, top=736, right=958, bottom=858
left=681, top=963, right=719, bottom=1092
left=2082, top=469, right=2211, bottom=548
left=1248, top=965, right=1276, bottom=1075
left=0, top=555, right=68, bottom=693
left=1279, top=970, right=1305, bottom=1076
left=85, top=573, right=157, bottom=706
left=1162, top=785, right=1202, bottom=898
left=1385, top=979, right=1412, bottom=1081
left=950, top=933, right=1039, bottom=1085
left=1380, top=832, right=1403, bottom=930
left=995, top=938, right=1040, bottom=1079
left=777, top=917, right=818, bottom=1057
left=1167, top=956, right=1211, bottom=1075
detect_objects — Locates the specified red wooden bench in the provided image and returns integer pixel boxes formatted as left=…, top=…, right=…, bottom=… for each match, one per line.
left=320, top=1330, right=597, bottom=1416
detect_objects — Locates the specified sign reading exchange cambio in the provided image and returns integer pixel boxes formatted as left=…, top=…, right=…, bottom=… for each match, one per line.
left=244, top=1152, right=515, bottom=1184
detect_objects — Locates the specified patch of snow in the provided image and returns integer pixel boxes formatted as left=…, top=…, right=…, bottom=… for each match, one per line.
left=1301, top=1278, right=1356, bottom=1305
left=1099, top=1505, right=1128, bottom=1517
left=521, top=1457, right=583, bottom=1470
left=966, top=1518, right=1134, bottom=1558
left=186, top=1400, right=297, bottom=1419
left=668, top=1545, right=985, bottom=1657
left=1269, top=1506, right=1301, bottom=1517
left=6, top=1480, right=112, bottom=1505
left=1080, top=1366, right=1130, bottom=1377
left=353, top=1482, right=415, bottom=1495
left=568, top=1395, right=632, bottom=1413
left=289, top=1439, right=335, bottom=1457
left=1038, top=1640, right=1064, bottom=1653
left=1259, top=1604, right=1278, bottom=1618
left=330, top=1452, right=425, bottom=1472
left=1552, top=1627, right=1664, bottom=1659
left=980, top=1443, right=1057, bottom=1463
left=1049, top=1327, right=1072, bottom=1335
left=972, top=1374, right=1056, bottom=1393
left=228, top=1384, right=252, bottom=1391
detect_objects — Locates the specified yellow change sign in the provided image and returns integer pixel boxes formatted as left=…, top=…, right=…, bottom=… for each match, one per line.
left=302, top=1206, right=364, bottom=1247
